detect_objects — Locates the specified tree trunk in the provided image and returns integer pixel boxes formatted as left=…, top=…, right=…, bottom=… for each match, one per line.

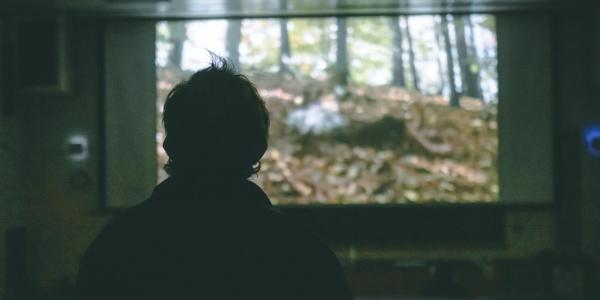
left=441, top=15, right=459, bottom=107
left=454, top=15, right=480, bottom=100
left=389, top=16, right=405, bottom=87
left=433, top=16, right=446, bottom=95
left=279, top=18, right=292, bottom=75
left=167, top=22, right=186, bottom=69
left=335, top=17, right=349, bottom=86
left=226, top=19, right=242, bottom=68
left=404, top=17, right=419, bottom=91
left=466, top=16, right=483, bottom=100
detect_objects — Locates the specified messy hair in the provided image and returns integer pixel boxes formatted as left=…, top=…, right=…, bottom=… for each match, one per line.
left=162, top=55, right=270, bottom=179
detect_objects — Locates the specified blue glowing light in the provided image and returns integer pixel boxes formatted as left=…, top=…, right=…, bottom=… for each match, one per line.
left=584, top=125, right=600, bottom=157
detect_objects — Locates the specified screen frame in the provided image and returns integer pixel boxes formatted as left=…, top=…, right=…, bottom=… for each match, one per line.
left=278, top=202, right=553, bottom=246
left=101, top=12, right=562, bottom=249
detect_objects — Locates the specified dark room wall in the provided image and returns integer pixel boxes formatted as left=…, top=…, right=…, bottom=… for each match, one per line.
left=0, top=19, right=27, bottom=298
left=0, top=20, right=112, bottom=297
left=581, top=5, right=600, bottom=292
left=551, top=8, right=600, bottom=297
left=0, top=18, right=156, bottom=298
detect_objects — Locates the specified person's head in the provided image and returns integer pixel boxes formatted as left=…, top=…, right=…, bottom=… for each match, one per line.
left=162, top=55, right=269, bottom=180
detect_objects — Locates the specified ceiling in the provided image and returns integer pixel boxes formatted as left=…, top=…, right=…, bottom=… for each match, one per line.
left=1, top=0, right=595, bottom=18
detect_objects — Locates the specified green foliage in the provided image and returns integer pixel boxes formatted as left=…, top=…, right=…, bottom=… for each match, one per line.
left=240, top=19, right=280, bottom=72
left=479, top=15, right=495, bottom=32
left=347, top=17, right=392, bottom=85
left=282, top=18, right=335, bottom=79
left=157, top=14, right=497, bottom=99
left=157, top=21, right=170, bottom=42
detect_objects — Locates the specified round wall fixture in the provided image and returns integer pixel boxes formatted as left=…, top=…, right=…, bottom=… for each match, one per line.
left=583, top=124, right=600, bottom=157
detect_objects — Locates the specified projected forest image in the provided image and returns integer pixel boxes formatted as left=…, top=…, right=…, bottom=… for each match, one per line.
left=156, top=15, right=498, bottom=205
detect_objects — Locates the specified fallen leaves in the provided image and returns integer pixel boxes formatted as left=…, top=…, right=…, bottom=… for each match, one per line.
left=157, top=69, right=499, bottom=205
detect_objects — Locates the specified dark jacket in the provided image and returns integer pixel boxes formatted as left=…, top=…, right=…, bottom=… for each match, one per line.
left=75, top=177, right=353, bottom=300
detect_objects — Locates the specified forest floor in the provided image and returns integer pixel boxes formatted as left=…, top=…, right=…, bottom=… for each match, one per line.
left=157, top=70, right=499, bottom=205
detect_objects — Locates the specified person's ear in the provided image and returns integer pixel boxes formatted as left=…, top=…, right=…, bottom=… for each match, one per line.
left=251, top=139, right=268, bottom=163
left=163, top=136, right=173, bottom=157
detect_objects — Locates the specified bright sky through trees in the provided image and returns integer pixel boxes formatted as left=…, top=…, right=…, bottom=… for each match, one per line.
left=157, top=15, right=497, bottom=102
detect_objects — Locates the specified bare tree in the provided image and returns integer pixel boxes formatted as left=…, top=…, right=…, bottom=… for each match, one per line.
left=433, top=17, right=447, bottom=95
left=279, top=18, right=292, bottom=75
left=454, top=15, right=481, bottom=100
left=225, top=19, right=242, bottom=68
left=167, top=22, right=186, bottom=69
left=441, top=15, right=459, bottom=107
left=404, top=17, right=419, bottom=91
left=466, top=16, right=483, bottom=100
left=278, top=0, right=292, bottom=76
left=389, top=16, right=405, bottom=87
left=335, top=17, right=349, bottom=86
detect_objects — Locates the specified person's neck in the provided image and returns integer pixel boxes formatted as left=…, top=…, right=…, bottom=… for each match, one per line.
left=170, top=173, right=244, bottom=186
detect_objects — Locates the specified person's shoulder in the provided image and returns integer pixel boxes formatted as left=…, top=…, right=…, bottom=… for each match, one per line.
left=258, top=207, right=353, bottom=299
left=82, top=198, right=154, bottom=257
left=261, top=205, right=339, bottom=259
left=103, top=198, right=154, bottom=232
left=75, top=196, right=162, bottom=298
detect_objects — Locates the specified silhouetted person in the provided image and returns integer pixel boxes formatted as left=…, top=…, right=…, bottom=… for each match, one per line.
left=75, top=56, right=353, bottom=300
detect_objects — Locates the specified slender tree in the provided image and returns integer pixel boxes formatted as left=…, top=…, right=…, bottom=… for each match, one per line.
left=167, top=22, right=186, bottom=69
left=335, top=17, right=349, bottom=86
left=279, top=18, right=292, bottom=75
left=278, top=0, right=292, bottom=76
left=454, top=15, right=481, bottom=100
left=453, top=16, right=470, bottom=96
left=404, top=17, right=419, bottom=91
left=433, top=16, right=446, bottom=95
left=225, top=19, right=242, bottom=68
left=466, top=16, right=483, bottom=100
left=389, top=16, right=405, bottom=87
left=441, top=15, right=459, bottom=107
